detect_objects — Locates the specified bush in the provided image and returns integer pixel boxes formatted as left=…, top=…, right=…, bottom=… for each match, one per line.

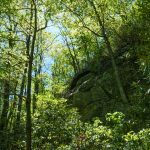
left=32, top=96, right=150, bottom=150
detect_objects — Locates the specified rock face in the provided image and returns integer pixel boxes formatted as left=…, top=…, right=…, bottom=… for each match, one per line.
left=67, top=56, right=140, bottom=121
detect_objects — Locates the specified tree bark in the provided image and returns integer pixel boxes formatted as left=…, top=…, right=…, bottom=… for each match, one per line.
left=26, top=0, right=37, bottom=149
left=0, top=80, right=10, bottom=149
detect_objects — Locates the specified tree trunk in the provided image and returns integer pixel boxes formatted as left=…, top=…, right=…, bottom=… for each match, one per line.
left=32, top=62, right=41, bottom=113
left=32, top=35, right=42, bottom=114
left=26, top=0, right=37, bottom=149
left=89, top=0, right=128, bottom=103
left=0, top=80, right=10, bottom=149
left=65, top=37, right=79, bottom=74
left=12, top=65, right=27, bottom=144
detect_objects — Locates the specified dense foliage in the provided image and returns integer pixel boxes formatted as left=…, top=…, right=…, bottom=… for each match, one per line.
left=0, top=0, right=149, bottom=149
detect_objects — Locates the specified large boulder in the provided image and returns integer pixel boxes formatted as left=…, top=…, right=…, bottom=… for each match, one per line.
left=67, top=56, right=140, bottom=121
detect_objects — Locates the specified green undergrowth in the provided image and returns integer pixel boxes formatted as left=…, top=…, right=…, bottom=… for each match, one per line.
left=31, top=95, right=150, bottom=150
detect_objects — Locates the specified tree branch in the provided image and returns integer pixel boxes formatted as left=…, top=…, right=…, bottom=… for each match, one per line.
left=37, top=19, right=48, bottom=32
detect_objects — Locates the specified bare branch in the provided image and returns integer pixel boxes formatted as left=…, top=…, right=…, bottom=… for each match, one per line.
left=37, top=19, right=48, bottom=32
left=82, top=24, right=101, bottom=37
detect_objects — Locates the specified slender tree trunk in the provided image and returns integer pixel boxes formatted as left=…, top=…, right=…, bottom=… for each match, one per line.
left=102, top=32, right=128, bottom=103
left=83, top=37, right=90, bottom=62
left=26, top=58, right=32, bottom=150
left=0, top=80, right=10, bottom=149
left=0, top=81, right=10, bottom=130
left=12, top=65, right=27, bottom=142
left=65, top=37, right=79, bottom=74
left=32, top=35, right=42, bottom=114
left=32, top=78, right=39, bottom=113
left=70, top=37, right=81, bottom=71
left=26, top=0, right=37, bottom=149
left=7, top=81, right=18, bottom=131
left=60, top=27, right=80, bottom=73
left=16, top=72, right=26, bottom=128
left=33, top=62, right=41, bottom=113
left=89, top=0, right=128, bottom=103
